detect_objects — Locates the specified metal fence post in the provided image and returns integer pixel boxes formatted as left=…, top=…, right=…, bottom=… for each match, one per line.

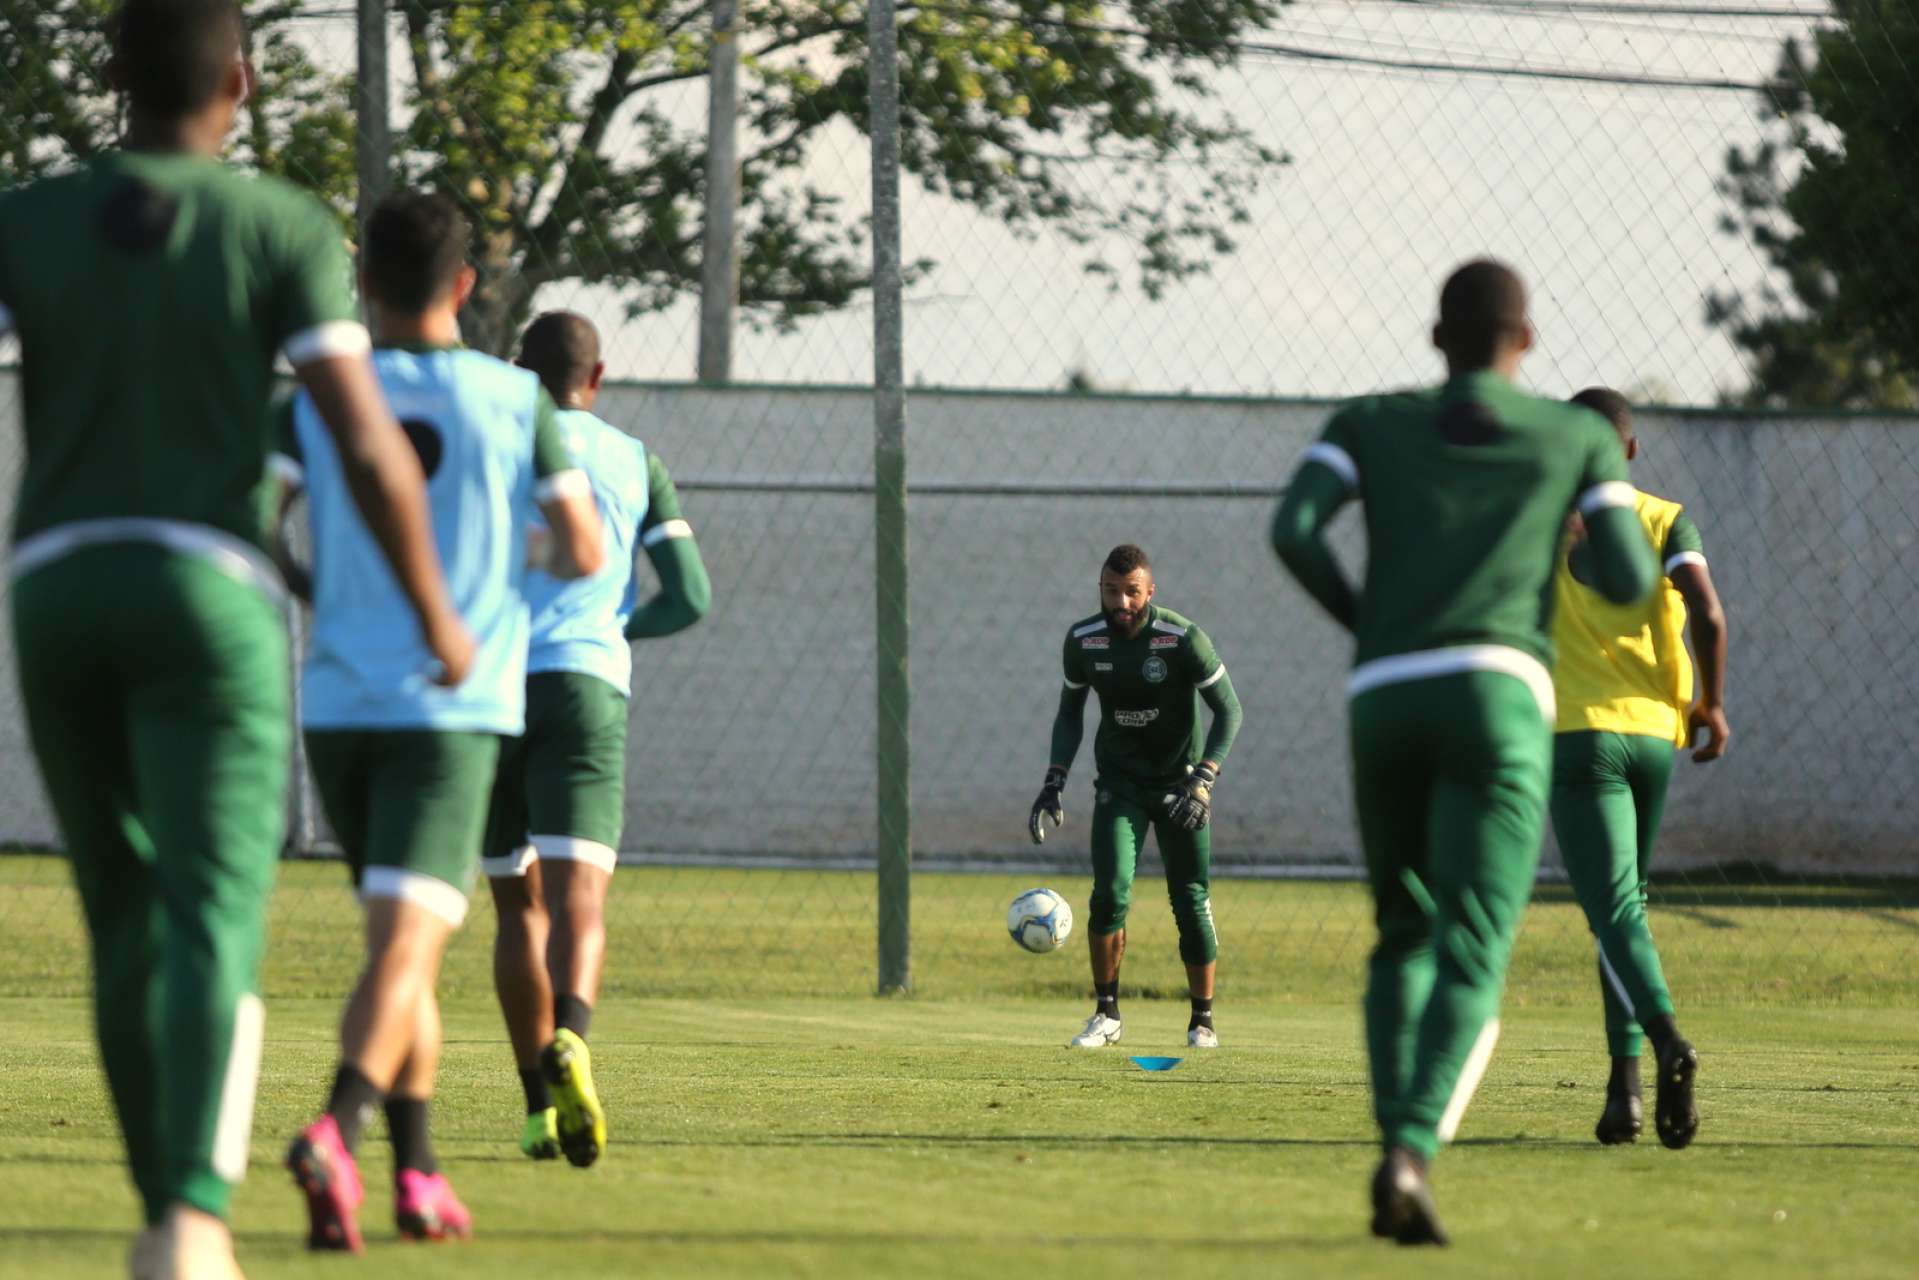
left=868, top=0, right=910, bottom=994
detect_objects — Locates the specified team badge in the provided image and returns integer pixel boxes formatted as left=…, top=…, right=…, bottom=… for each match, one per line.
left=1142, top=656, right=1168, bottom=684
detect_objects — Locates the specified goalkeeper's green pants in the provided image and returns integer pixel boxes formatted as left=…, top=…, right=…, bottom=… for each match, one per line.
left=1086, top=781, right=1218, bottom=965
left=1351, top=668, right=1551, bottom=1165
left=1550, top=730, right=1678, bottom=1059
left=13, top=544, right=289, bottom=1223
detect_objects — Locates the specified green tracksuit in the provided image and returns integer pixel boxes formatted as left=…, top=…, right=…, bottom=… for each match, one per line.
left=0, top=150, right=363, bottom=1220
left=1049, top=605, right=1243, bottom=965
left=1273, top=370, right=1657, bottom=1162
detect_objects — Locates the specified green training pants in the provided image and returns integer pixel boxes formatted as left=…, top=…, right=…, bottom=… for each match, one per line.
left=1351, top=669, right=1551, bottom=1164
left=1550, top=730, right=1678, bottom=1059
left=1087, top=781, right=1218, bottom=966
left=13, top=544, right=290, bottom=1222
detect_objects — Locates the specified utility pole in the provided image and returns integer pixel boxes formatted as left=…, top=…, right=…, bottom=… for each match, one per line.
left=697, top=0, right=741, bottom=383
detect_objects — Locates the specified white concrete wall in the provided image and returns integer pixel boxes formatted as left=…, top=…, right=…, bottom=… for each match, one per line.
left=2, top=375, right=1914, bottom=873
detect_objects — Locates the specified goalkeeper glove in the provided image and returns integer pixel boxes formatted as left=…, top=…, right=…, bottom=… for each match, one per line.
left=1163, top=762, right=1218, bottom=832
left=1028, top=767, right=1067, bottom=844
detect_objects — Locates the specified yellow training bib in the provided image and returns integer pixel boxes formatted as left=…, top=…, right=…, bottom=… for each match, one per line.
left=1551, top=489, right=1693, bottom=746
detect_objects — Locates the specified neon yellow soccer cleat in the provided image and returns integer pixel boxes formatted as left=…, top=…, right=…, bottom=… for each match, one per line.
left=520, top=1107, right=560, bottom=1160
left=541, top=1030, right=606, bottom=1168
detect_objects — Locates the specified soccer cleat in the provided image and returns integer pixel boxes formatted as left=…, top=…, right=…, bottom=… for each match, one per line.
left=1595, top=1090, right=1643, bottom=1145
left=394, top=1169, right=474, bottom=1242
left=1654, top=1038, right=1700, bottom=1150
left=542, top=1029, right=607, bottom=1168
left=285, top=1114, right=365, bottom=1253
left=1068, top=1012, right=1123, bottom=1048
left=1187, top=1025, right=1220, bottom=1049
left=1369, top=1148, right=1449, bottom=1247
left=520, top=1107, right=561, bottom=1160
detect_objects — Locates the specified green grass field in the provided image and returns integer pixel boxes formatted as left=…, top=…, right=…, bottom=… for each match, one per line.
left=0, top=855, right=1915, bottom=1278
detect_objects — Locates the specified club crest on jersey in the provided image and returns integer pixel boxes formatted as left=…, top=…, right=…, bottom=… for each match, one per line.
left=1149, top=635, right=1180, bottom=650
left=1142, top=656, right=1168, bottom=684
left=1080, top=635, right=1110, bottom=650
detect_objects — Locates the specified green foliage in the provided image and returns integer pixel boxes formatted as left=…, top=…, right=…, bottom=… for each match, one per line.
left=0, top=0, right=1290, bottom=355
left=1711, top=0, right=1919, bottom=409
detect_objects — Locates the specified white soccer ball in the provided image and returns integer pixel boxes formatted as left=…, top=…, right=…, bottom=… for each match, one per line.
left=1006, top=887, right=1074, bottom=954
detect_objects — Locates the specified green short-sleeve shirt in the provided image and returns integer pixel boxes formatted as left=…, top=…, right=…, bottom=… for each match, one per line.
left=0, top=151, right=362, bottom=550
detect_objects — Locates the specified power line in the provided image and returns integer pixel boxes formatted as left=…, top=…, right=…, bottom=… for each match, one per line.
left=1354, top=0, right=1826, bottom=16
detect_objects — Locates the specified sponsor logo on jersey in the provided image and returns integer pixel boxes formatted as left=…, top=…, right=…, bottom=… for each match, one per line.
left=1081, top=635, right=1110, bottom=650
left=1142, top=656, right=1169, bottom=684
left=1149, top=635, right=1180, bottom=649
left=1093, top=662, right=1113, bottom=672
left=1115, top=708, right=1159, bottom=728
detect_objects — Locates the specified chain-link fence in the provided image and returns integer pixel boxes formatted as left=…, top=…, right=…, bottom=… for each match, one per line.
left=0, top=1, right=1915, bottom=1001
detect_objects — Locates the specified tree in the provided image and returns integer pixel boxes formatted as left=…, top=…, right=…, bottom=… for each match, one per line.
left=1, top=0, right=1289, bottom=356
left=1709, top=0, right=1919, bottom=410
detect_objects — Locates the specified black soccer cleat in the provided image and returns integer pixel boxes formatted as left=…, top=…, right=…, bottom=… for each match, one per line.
left=1595, top=1090, right=1643, bottom=1145
left=1369, top=1147, right=1450, bottom=1247
left=1654, top=1038, right=1699, bottom=1150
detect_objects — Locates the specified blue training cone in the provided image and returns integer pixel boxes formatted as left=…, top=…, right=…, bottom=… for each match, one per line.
left=1128, top=1055, right=1184, bottom=1072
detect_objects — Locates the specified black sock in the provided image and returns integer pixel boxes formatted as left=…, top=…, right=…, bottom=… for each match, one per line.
left=519, top=1067, right=552, bottom=1114
left=1189, top=997, right=1214, bottom=1032
left=1095, top=981, right=1120, bottom=1022
left=383, top=1096, right=438, bottom=1176
left=325, top=1064, right=384, bottom=1155
left=554, top=993, right=594, bottom=1040
left=1642, top=1015, right=1679, bottom=1057
left=1608, top=1055, right=1642, bottom=1097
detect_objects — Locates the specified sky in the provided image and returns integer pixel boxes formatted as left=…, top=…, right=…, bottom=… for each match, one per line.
left=300, top=0, right=1829, bottom=404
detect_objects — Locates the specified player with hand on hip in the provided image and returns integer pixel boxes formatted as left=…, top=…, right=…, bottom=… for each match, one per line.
left=271, top=192, right=604, bottom=1253
left=0, top=4, right=464, bottom=1276
left=483, top=311, right=712, bottom=1168
left=1272, top=261, right=1657, bottom=1245
left=1030, top=544, right=1243, bottom=1049
left=1549, top=387, right=1729, bottom=1150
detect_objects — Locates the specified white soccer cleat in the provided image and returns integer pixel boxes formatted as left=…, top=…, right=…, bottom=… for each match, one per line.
left=1068, top=1012, right=1123, bottom=1048
left=1188, top=1025, right=1220, bottom=1049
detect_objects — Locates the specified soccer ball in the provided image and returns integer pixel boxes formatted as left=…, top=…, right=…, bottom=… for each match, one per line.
left=1006, top=888, right=1074, bottom=954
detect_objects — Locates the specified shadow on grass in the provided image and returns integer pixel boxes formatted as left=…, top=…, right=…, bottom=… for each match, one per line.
left=0, top=1224, right=1355, bottom=1252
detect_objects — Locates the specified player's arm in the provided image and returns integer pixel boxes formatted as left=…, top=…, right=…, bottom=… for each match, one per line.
left=1573, top=427, right=1658, bottom=606
left=1271, top=418, right=1360, bottom=630
left=1166, top=635, right=1241, bottom=831
left=529, top=388, right=606, bottom=580
left=272, top=198, right=472, bottom=684
left=1665, top=514, right=1731, bottom=762
left=624, top=453, right=713, bottom=641
left=265, top=397, right=313, bottom=603
left=1031, top=636, right=1090, bottom=844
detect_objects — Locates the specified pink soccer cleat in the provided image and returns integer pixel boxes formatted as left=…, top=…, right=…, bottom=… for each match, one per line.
left=285, top=1115, right=365, bottom=1253
left=394, top=1169, right=473, bottom=1242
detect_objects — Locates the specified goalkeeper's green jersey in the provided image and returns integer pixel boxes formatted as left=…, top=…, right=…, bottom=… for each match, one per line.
left=1059, top=605, right=1228, bottom=788
left=1291, top=370, right=1634, bottom=673
left=0, top=150, right=363, bottom=561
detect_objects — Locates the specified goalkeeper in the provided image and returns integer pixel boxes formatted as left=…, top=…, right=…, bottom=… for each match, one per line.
left=1027, top=544, right=1243, bottom=1049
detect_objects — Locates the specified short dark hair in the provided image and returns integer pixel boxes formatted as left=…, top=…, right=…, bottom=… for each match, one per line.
left=1437, top=259, right=1528, bottom=366
left=111, top=0, right=247, bottom=118
left=1102, top=544, right=1151, bottom=577
left=1570, top=386, right=1633, bottom=438
left=364, top=191, right=469, bottom=313
left=518, top=312, right=601, bottom=400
